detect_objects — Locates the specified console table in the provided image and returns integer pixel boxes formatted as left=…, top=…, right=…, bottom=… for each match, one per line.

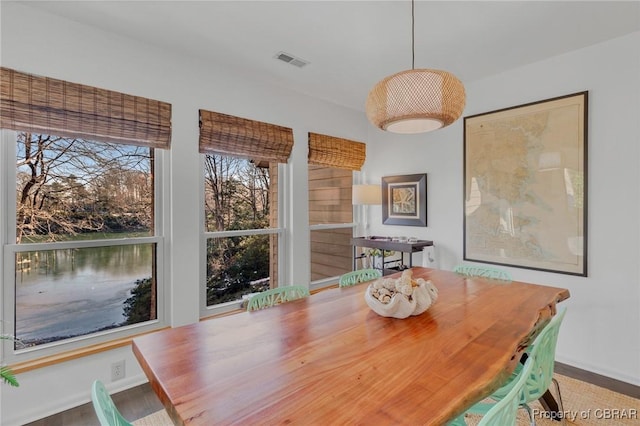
left=351, top=236, right=434, bottom=275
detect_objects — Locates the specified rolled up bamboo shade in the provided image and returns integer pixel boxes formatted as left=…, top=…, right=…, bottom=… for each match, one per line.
left=199, top=109, right=294, bottom=163
left=0, top=67, right=172, bottom=149
left=308, top=132, right=366, bottom=171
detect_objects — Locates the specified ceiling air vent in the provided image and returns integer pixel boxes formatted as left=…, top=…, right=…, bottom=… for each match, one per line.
left=274, top=51, right=309, bottom=68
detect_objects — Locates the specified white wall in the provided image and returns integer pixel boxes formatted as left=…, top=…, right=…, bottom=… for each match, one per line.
left=0, top=3, right=367, bottom=425
left=365, top=32, right=640, bottom=386
left=1, top=2, right=639, bottom=424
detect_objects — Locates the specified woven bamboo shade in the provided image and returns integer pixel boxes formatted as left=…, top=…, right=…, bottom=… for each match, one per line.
left=308, top=132, right=366, bottom=171
left=365, top=68, right=466, bottom=134
left=199, top=110, right=293, bottom=163
left=0, top=67, right=171, bottom=149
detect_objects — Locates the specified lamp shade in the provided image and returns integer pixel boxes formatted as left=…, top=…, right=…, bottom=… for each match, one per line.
left=365, top=69, right=466, bottom=134
left=352, top=184, right=382, bottom=205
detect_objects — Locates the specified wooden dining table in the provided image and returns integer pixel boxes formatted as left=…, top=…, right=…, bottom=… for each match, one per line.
left=132, top=267, right=569, bottom=425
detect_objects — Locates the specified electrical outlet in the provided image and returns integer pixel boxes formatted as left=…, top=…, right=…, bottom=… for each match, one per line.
left=111, top=360, right=125, bottom=381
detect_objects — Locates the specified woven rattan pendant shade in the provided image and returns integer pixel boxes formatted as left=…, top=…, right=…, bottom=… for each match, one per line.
left=199, top=110, right=293, bottom=163
left=365, top=69, right=465, bottom=133
left=365, top=0, right=465, bottom=134
left=0, top=67, right=172, bottom=148
left=308, top=132, right=366, bottom=171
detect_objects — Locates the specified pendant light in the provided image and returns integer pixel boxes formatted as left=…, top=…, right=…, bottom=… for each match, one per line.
left=365, top=0, right=466, bottom=134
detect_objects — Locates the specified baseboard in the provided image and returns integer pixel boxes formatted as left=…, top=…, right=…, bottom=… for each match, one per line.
left=555, top=361, right=640, bottom=399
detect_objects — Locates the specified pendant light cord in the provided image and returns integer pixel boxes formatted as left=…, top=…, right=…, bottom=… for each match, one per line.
left=411, top=0, right=415, bottom=70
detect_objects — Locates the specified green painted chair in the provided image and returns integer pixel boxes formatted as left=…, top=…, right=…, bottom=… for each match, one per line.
left=91, top=380, right=133, bottom=426
left=246, top=285, right=310, bottom=311
left=339, top=268, right=382, bottom=287
left=451, top=307, right=567, bottom=425
left=453, top=264, right=512, bottom=281
left=448, top=350, right=536, bottom=426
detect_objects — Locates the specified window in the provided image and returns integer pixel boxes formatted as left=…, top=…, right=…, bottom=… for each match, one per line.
left=3, top=131, right=163, bottom=356
left=203, top=156, right=280, bottom=309
left=1, top=67, right=170, bottom=361
left=307, top=132, right=366, bottom=287
left=199, top=110, right=292, bottom=316
left=308, top=165, right=354, bottom=283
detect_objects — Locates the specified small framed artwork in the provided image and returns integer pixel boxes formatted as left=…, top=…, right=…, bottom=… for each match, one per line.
left=381, top=174, right=427, bottom=227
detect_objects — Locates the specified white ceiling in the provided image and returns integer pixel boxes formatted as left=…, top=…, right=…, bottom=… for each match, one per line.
left=16, top=1, right=640, bottom=111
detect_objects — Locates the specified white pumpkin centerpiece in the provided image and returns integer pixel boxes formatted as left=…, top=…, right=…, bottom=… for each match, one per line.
left=365, top=269, right=438, bottom=319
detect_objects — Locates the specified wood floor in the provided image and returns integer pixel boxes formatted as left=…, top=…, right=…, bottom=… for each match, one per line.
left=24, top=363, right=640, bottom=425
left=555, top=362, right=640, bottom=399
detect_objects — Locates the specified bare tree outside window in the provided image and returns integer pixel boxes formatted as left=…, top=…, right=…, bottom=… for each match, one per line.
left=203, top=154, right=274, bottom=306
left=16, top=133, right=152, bottom=244
left=13, top=132, right=156, bottom=348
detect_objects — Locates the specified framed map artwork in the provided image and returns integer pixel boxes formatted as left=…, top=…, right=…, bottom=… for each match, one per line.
left=382, top=174, right=427, bottom=227
left=464, top=92, right=588, bottom=276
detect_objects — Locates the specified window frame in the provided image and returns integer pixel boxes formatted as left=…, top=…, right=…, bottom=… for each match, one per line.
left=308, top=164, right=357, bottom=290
left=199, top=158, right=286, bottom=318
left=1, top=130, right=168, bottom=364
left=307, top=132, right=364, bottom=290
left=308, top=222, right=356, bottom=291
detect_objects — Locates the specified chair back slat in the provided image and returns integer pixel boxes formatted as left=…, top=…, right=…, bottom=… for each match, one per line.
left=91, top=380, right=133, bottom=426
left=339, top=268, right=382, bottom=287
left=518, top=307, right=567, bottom=404
left=453, top=264, right=512, bottom=281
left=247, top=285, right=310, bottom=311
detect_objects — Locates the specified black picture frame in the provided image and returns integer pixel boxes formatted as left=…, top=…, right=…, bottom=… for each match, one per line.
left=381, top=174, right=427, bottom=227
left=463, top=91, right=588, bottom=276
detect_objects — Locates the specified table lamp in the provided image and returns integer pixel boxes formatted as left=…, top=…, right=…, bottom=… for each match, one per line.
left=352, top=184, right=382, bottom=238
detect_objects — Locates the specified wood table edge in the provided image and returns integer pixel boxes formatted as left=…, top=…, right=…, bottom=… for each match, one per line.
left=132, top=340, right=185, bottom=426
left=442, top=288, right=571, bottom=424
